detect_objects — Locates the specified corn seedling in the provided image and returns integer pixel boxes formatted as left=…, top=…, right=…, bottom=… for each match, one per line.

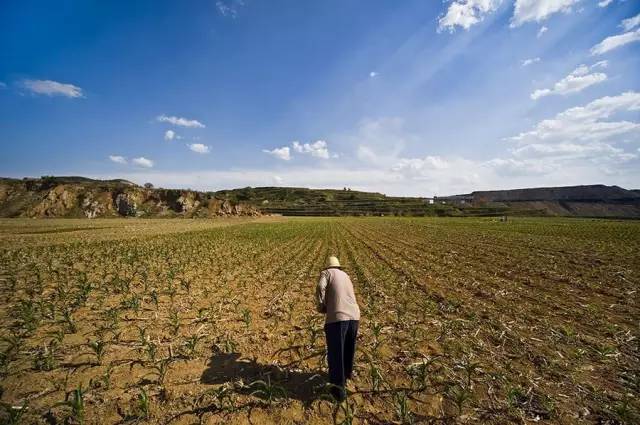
left=62, top=309, right=77, bottom=334
left=55, top=384, right=85, bottom=424
left=241, top=308, right=251, bottom=329
left=183, top=334, right=203, bottom=359
left=248, top=374, right=287, bottom=405
left=168, top=309, right=180, bottom=336
left=33, top=341, right=58, bottom=371
left=137, top=387, right=150, bottom=419
left=18, top=300, right=39, bottom=333
left=0, top=401, right=27, bottom=425
left=393, top=391, right=413, bottom=424
left=87, top=338, right=107, bottom=365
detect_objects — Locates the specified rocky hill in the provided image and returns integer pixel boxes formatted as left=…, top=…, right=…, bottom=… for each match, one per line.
left=436, top=185, right=640, bottom=218
left=0, top=177, right=260, bottom=218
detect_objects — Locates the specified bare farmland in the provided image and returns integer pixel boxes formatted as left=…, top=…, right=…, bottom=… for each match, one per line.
left=0, top=217, right=638, bottom=424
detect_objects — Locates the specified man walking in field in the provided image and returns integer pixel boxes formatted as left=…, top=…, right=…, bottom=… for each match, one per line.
left=316, top=256, right=360, bottom=401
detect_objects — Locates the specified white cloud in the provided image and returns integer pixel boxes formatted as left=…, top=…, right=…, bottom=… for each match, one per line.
left=272, top=175, right=283, bottom=185
left=216, top=0, right=244, bottom=18
left=511, top=0, right=579, bottom=27
left=521, top=57, right=541, bottom=66
left=537, top=25, right=548, bottom=37
left=511, top=91, right=640, bottom=145
left=598, top=0, right=613, bottom=7
left=369, top=71, right=378, bottom=78
left=392, top=156, right=449, bottom=174
left=511, top=142, right=635, bottom=161
left=109, top=155, right=127, bottom=165
left=262, top=146, right=291, bottom=161
left=438, top=0, right=503, bottom=32
left=531, top=63, right=607, bottom=100
left=621, top=13, right=640, bottom=31
left=188, top=143, right=210, bottom=154
left=132, top=157, right=154, bottom=168
left=22, top=79, right=83, bottom=98
left=292, top=140, right=330, bottom=159
left=164, top=130, right=177, bottom=141
left=591, top=28, right=640, bottom=55
left=156, top=114, right=205, bottom=128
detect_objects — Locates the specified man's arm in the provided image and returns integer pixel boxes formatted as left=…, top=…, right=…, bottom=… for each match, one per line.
left=315, top=270, right=329, bottom=313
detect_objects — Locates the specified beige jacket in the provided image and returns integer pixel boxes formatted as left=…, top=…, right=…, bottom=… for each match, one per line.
left=316, top=268, right=361, bottom=323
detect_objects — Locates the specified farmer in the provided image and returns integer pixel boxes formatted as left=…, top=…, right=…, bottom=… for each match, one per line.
left=315, top=256, right=361, bottom=401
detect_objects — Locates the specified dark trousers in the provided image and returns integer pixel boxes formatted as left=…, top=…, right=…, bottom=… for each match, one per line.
left=324, top=320, right=359, bottom=397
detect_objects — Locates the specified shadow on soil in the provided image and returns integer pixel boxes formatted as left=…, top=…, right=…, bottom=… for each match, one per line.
left=200, top=352, right=326, bottom=404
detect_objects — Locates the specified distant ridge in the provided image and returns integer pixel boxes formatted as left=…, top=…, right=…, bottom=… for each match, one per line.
left=1, top=177, right=639, bottom=218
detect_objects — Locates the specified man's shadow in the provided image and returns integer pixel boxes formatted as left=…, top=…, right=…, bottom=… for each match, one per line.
left=200, top=352, right=326, bottom=405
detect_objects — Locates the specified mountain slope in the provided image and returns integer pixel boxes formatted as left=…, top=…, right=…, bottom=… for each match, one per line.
left=0, top=177, right=260, bottom=218
left=2, top=177, right=639, bottom=218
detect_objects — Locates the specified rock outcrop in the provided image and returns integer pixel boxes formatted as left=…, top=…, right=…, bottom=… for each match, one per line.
left=0, top=177, right=261, bottom=218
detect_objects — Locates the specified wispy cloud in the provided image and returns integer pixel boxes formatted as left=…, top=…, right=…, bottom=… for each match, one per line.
left=216, top=0, right=244, bottom=18
left=537, top=25, right=548, bottom=38
left=188, top=143, right=210, bottom=154
left=262, top=146, right=291, bottom=161
left=156, top=114, right=205, bottom=128
left=0, top=82, right=6, bottom=89
left=521, top=57, right=540, bottom=66
left=22, top=79, right=83, bottom=98
left=591, top=28, right=640, bottom=55
left=531, top=63, right=607, bottom=100
left=598, top=0, right=614, bottom=7
left=109, top=155, right=127, bottom=165
left=510, top=0, right=579, bottom=27
left=621, top=13, right=640, bottom=32
left=132, top=157, right=154, bottom=168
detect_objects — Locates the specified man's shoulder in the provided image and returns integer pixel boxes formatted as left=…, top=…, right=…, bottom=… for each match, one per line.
left=328, top=268, right=350, bottom=279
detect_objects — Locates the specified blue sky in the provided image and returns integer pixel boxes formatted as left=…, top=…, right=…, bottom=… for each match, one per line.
left=1, top=0, right=639, bottom=196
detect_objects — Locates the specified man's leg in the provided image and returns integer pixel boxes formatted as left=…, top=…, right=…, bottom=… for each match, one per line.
left=325, top=321, right=348, bottom=400
left=343, top=320, right=359, bottom=380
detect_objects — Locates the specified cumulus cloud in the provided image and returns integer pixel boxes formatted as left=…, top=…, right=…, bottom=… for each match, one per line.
left=188, top=143, right=210, bottom=154
left=262, top=146, right=291, bottom=161
left=109, top=155, right=127, bottom=165
left=164, top=130, right=177, bottom=141
left=591, top=28, right=640, bottom=55
left=521, top=57, right=540, bottom=66
left=531, top=63, right=607, bottom=100
left=22, top=79, right=83, bottom=98
left=132, top=157, right=154, bottom=168
left=272, top=175, right=284, bottom=185
left=292, top=140, right=330, bottom=159
left=156, top=114, right=205, bottom=128
left=511, top=0, right=579, bottom=27
left=369, top=71, right=378, bottom=78
left=438, top=0, right=503, bottom=32
left=537, top=25, right=548, bottom=38
left=598, top=0, right=613, bottom=7
left=621, top=13, right=640, bottom=31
